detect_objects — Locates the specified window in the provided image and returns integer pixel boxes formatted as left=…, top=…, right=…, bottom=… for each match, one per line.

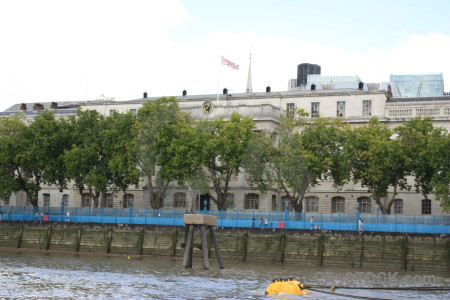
left=173, top=192, right=186, bottom=208
left=226, top=193, right=235, bottom=209
left=394, top=199, right=403, bottom=214
left=362, top=100, right=372, bottom=116
left=43, top=194, right=50, bottom=207
left=311, top=102, right=320, bottom=117
left=3, top=196, right=10, bottom=205
left=357, top=197, right=371, bottom=213
left=244, top=193, right=259, bottom=209
left=123, top=194, right=134, bottom=208
left=271, top=195, right=277, bottom=211
left=286, top=103, right=295, bottom=117
left=105, top=193, right=113, bottom=208
left=82, top=193, right=91, bottom=207
left=337, top=101, right=345, bottom=117
left=421, top=199, right=431, bottom=214
left=304, top=196, right=319, bottom=212
left=62, top=194, right=69, bottom=208
left=130, top=109, right=137, bottom=116
left=332, top=196, right=345, bottom=213
left=109, top=109, right=117, bottom=116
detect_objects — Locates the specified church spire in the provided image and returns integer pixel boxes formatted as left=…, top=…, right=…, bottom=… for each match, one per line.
left=246, top=53, right=253, bottom=93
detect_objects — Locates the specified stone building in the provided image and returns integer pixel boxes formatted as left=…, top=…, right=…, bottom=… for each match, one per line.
left=1, top=86, right=450, bottom=215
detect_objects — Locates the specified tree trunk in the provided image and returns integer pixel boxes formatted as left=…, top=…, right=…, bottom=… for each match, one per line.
left=27, top=192, right=39, bottom=208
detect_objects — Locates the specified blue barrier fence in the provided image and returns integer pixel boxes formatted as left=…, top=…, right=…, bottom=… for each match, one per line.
left=1, top=206, right=449, bottom=234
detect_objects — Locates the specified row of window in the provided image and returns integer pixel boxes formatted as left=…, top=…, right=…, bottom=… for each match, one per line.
left=286, top=100, right=372, bottom=118
left=7, top=193, right=432, bottom=215
left=81, top=193, right=134, bottom=208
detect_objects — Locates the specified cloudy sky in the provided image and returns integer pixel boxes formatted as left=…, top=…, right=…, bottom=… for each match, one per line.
left=1, top=0, right=449, bottom=111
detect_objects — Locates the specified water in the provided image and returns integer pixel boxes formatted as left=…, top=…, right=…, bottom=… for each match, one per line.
left=0, top=250, right=449, bottom=299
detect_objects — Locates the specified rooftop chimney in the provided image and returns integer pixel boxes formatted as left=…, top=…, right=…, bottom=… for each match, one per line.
left=20, top=103, right=27, bottom=111
left=358, top=82, right=364, bottom=90
left=223, top=88, right=228, bottom=94
left=266, top=86, right=271, bottom=93
left=311, top=83, right=316, bottom=91
left=143, top=92, right=148, bottom=98
left=182, top=90, right=187, bottom=96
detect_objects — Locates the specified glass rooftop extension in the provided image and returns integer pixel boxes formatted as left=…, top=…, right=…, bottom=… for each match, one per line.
left=390, top=73, right=444, bottom=97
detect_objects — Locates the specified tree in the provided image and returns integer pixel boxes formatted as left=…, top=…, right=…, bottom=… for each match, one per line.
left=396, top=117, right=450, bottom=210
left=347, top=117, right=411, bottom=214
left=0, top=111, right=70, bottom=207
left=194, top=112, right=256, bottom=210
left=428, top=128, right=450, bottom=210
left=244, top=111, right=350, bottom=212
left=64, top=109, right=111, bottom=207
left=102, top=112, right=140, bottom=194
left=134, top=97, right=195, bottom=208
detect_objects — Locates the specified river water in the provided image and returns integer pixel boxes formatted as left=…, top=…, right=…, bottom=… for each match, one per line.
left=1, top=250, right=449, bottom=299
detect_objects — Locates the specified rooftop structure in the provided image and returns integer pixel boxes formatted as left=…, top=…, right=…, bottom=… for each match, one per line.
left=389, top=73, right=444, bottom=97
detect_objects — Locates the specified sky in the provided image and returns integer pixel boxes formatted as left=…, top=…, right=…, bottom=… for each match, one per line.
left=1, top=0, right=450, bottom=111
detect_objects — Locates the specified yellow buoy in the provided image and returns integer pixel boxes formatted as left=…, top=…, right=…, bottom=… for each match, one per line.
left=265, top=278, right=309, bottom=296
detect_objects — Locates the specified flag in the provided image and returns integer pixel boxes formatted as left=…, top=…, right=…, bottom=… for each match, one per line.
left=221, top=56, right=239, bottom=70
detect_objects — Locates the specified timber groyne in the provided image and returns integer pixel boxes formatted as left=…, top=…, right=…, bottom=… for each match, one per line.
left=0, top=221, right=448, bottom=272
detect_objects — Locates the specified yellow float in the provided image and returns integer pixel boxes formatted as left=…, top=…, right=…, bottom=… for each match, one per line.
left=265, top=278, right=309, bottom=296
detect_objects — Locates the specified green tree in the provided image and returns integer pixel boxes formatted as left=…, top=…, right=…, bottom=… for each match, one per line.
left=0, top=111, right=70, bottom=207
left=396, top=117, right=450, bottom=210
left=347, top=117, right=411, bottom=214
left=135, top=97, right=195, bottom=208
left=194, top=112, right=256, bottom=210
left=429, top=128, right=450, bottom=210
left=244, top=112, right=350, bottom=212
left=102, top=112, right=140, bottom=194
left=64, top=109, right=110, bottom=207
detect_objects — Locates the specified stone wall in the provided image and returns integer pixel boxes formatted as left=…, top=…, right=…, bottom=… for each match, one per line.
left=0, top=222, right=448, bottom=272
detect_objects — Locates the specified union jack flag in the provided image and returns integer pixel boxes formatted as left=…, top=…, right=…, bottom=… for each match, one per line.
left=221, top=56, right=239, bottom=70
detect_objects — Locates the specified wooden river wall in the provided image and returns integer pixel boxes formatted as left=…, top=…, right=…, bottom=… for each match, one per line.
left=0, top=221, right=448, bottom=272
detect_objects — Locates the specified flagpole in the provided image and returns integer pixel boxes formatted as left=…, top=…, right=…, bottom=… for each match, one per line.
left=217, top=55, right=221, bottom=104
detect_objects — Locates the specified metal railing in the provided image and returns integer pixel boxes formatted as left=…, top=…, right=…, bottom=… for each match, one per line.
left=1, top=206, right=449, bottom=234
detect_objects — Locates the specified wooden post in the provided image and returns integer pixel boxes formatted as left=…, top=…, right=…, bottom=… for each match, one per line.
left=208, top=226, right=224, bottom=269
left=200, top=225, right=209, bottom=270
left=182, top=225, right=195, bottom=268
left=182, top=214, right=224, bottom=270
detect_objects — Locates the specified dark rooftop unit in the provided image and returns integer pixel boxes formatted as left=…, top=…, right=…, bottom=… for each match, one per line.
left=297, top=63, right=321, bottom=87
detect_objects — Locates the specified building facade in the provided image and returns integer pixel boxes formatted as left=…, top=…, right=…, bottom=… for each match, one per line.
left=1, top=87, right=450, bottom=215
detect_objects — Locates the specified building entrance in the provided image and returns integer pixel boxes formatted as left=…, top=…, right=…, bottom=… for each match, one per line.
left=199, top=194, right=210, bottom=211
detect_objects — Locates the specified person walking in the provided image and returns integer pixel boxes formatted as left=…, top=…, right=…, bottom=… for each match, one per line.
left=251, top=217, right=256, bottom=228
left=358, top=218, right=364, bottom=233
left=65, top=211, right=70, bottom=222
left=310, top=216, right=315, bottom=230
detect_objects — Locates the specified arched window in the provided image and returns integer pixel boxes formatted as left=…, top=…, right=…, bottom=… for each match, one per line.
left=105, top=193, right=113, bottom=208
left=43, top=194, right=50, bottom=207
left=82, top=193, right=91, bottom=207
left=271, top=195, right=277, bottom=211
left=244, top=193, right=259, bottom=209
left=332, top=196, right=345, bottom=213
left=421, top=199, right=431, bottom=215
left=62, top=194, right=69, bottom=208
left=123, top=194, right=134, bottom=208
left=394, top=199, right=403, bottom=214
left=357, top=197, right=371, bottom=213
left=173, top=192, right=186, bottom=208
left=304, top=196, right=319, bottom=212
